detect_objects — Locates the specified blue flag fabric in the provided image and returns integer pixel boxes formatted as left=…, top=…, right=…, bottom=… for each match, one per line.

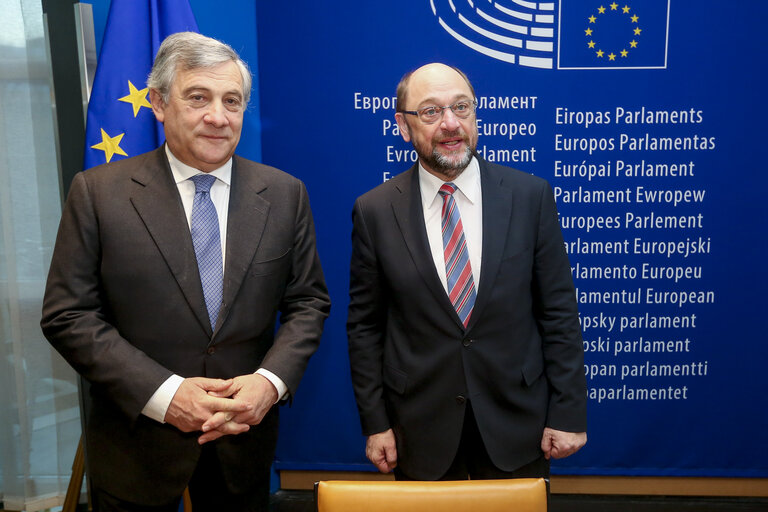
left=84, top=0, right=198, bottom=169
left=558, top=0, right=670, bottom=69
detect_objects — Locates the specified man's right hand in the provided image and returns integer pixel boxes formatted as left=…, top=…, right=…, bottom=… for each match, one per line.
left=366, top=429, right=398, bottom=473
left=164, top=377, right=252, bottom=433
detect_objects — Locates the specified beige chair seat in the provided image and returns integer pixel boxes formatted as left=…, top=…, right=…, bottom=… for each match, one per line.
left=315, top=478, right=547, bottom=512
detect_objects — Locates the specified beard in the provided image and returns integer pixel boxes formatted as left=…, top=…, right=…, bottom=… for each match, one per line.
left=413, top=129, right=476, bottom=180
left=431, top=145, right=473, bottom=178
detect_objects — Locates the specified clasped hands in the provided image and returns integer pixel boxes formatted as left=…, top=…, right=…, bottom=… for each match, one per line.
left=164, top=374, right=278, bottom=444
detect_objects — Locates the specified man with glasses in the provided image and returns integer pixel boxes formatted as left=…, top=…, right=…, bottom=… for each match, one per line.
left=347, top=63, right=587, bottom=480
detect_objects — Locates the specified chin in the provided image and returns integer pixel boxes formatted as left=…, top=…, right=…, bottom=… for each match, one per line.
left=433, top=147, right=472, bottom=174
left=198, top=151, right=232, bottom=165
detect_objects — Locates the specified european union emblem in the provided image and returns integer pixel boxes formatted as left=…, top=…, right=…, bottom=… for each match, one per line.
left=557, top=1, right=670, bottom=69
left=84, top=0, right=198, bottom=168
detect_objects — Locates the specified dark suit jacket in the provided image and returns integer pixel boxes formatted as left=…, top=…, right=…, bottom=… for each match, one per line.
left=41, top=147, right=330, bottom=503
left=347, top=159, right=586, bottom=479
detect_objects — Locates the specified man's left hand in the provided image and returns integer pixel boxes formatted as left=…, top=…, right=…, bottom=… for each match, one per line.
left=540, top=427, right=587, bottom=459
left=198, top=373, right=279, bottom=444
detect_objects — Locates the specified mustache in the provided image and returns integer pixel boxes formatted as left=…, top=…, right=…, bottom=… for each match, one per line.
left=434, top=129, right=469, bottom=143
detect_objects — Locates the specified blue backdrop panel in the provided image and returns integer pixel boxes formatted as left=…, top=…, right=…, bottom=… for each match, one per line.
left=256, top=1, right=768, bottom=477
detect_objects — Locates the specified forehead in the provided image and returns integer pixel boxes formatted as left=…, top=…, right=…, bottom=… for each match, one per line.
left=173, top=61, right=243, bottom=94
left=406, top=66, right=473, bottom=108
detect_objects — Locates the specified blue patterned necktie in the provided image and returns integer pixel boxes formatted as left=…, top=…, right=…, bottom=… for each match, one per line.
left=438, top=182, right=477, bottom=328
left=189, top=174, right=223, bottom=330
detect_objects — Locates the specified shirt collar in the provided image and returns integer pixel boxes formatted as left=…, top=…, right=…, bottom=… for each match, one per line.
left=165, top=145, right=232, bottom=186
left=418, top=155, right=480, bottom=210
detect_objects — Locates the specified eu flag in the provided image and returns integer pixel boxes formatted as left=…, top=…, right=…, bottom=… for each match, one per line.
left=557, top=0, right=670, bottom=69
left=84, top=0, right=198, bottom=168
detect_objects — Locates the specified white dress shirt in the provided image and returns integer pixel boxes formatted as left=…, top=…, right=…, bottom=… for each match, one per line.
left=419, top=156, right=483, bottom=294
left=141, top=147, right=286, bottom=423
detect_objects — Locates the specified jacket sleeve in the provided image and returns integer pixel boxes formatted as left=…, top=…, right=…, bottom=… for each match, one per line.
left=40, top=172, right=173, bottom=420
left=346, top=197, right=391, bottom=436
left=531, top=182, right=588, bottom=433
left=259, top=179, right=331, bottom=396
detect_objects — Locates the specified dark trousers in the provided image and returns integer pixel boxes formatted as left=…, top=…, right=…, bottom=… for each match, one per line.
left=93, top=443, right=269, bottom=512
left=395, top=401, right=550, bottom=481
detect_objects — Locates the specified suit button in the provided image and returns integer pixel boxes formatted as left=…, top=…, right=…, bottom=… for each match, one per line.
left=206, top=347, right=215, bottom=355
left=456, top=395, right=466, bottom=404
left=462, top=338, right=473, bottom=347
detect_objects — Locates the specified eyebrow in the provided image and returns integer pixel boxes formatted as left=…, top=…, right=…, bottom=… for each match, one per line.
left=181, top=86, right=243, bottom=98
left=416, top=93, right=472, bottom=108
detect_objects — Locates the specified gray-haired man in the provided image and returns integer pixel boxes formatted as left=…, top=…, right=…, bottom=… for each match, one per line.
left=42, top=32, right=330, bottom=511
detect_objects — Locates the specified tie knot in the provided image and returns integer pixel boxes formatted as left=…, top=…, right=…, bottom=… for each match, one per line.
left=439, top=182, right=458, bottom=197
left=190, top=173, right=216, bottom=193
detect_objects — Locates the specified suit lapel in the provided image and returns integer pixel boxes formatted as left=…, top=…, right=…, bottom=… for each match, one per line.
left=128, top=148, right=212, bottom=336
left=216, top=156, right=269, bottom=336
left=391, top=165, right=464, bottom=328
left=466, top=159, right=514, bottom=331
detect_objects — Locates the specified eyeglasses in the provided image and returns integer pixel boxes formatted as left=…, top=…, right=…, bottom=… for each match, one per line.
left=399, top=100, right=477, bottom=124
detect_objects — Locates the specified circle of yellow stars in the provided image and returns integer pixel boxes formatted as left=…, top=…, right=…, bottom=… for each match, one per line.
left=90, top=80, right=153, bottom=163
left=584, top=3, right=641, bottom=62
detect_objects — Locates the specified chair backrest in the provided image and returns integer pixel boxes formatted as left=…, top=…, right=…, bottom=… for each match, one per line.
left=315, top=478, right=547, bottom=512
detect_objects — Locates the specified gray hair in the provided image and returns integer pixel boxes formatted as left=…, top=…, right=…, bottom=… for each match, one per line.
left=147, top=32, right=252, bottom=105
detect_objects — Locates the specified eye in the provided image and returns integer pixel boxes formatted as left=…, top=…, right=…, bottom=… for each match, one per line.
left=224, top=97, right=243, bottom=110
left=454, top=101, right=469, bottom=112
left=420, top=106, right=439, bottom=118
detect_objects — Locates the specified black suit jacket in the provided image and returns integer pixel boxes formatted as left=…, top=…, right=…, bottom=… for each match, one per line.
left=41, top=147, right=330, bottom=503
left=347, top=159, right=586, bottom=479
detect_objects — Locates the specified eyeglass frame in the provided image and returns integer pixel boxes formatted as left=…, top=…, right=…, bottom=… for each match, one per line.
left=397, top=99, right=478, bottom=124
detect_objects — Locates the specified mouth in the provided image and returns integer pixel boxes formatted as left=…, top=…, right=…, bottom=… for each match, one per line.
left=437, top=137, right=465, bottom=150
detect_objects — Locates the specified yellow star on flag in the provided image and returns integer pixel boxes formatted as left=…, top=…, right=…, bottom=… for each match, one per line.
left=608, top=53, right=617, bottom=61
left=589, top=15, right=597, bottom=23
left=588, top=41, right=596, bottom=48
left=596, top=49, right=605, bottom=58
left=623, top=5, right=630, bottom=14
left=631, top=14, right=639, bottom=23
left=598, top=6, right=606, bottom=14
left=610, top=2, right=618, bottom=10
left=621, top=49, right=629, bottom=57
left=91, top=128, right=127, bottom=163
left=118, top=81, right=152, bottom=117
left=585, top=28, right=593, bottom=36
left=630, top=40, right=638, bottom=48
left=634, top=27, right=642, bottom=35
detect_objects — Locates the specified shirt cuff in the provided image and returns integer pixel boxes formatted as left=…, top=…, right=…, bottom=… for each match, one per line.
left=255, top=368, right=288, bottom=403
left=141, top=374, right=185, bottom=423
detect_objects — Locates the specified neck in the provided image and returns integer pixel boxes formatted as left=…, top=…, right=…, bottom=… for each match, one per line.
left=420, top=162, right=466, bottom=182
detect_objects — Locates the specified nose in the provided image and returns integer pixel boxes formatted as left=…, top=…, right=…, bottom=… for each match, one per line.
left=440, top=107, right=461, bottom=131
left=203, top=101, right=229, bottom=128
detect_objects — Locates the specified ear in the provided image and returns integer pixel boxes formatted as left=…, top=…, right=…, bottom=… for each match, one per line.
left=394, top=112, right=411, bottom=142
left=149, top=89, right=165, bottom=122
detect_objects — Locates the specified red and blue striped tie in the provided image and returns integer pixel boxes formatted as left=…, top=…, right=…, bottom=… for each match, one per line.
left=439, top=183, right=476, bottom=328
